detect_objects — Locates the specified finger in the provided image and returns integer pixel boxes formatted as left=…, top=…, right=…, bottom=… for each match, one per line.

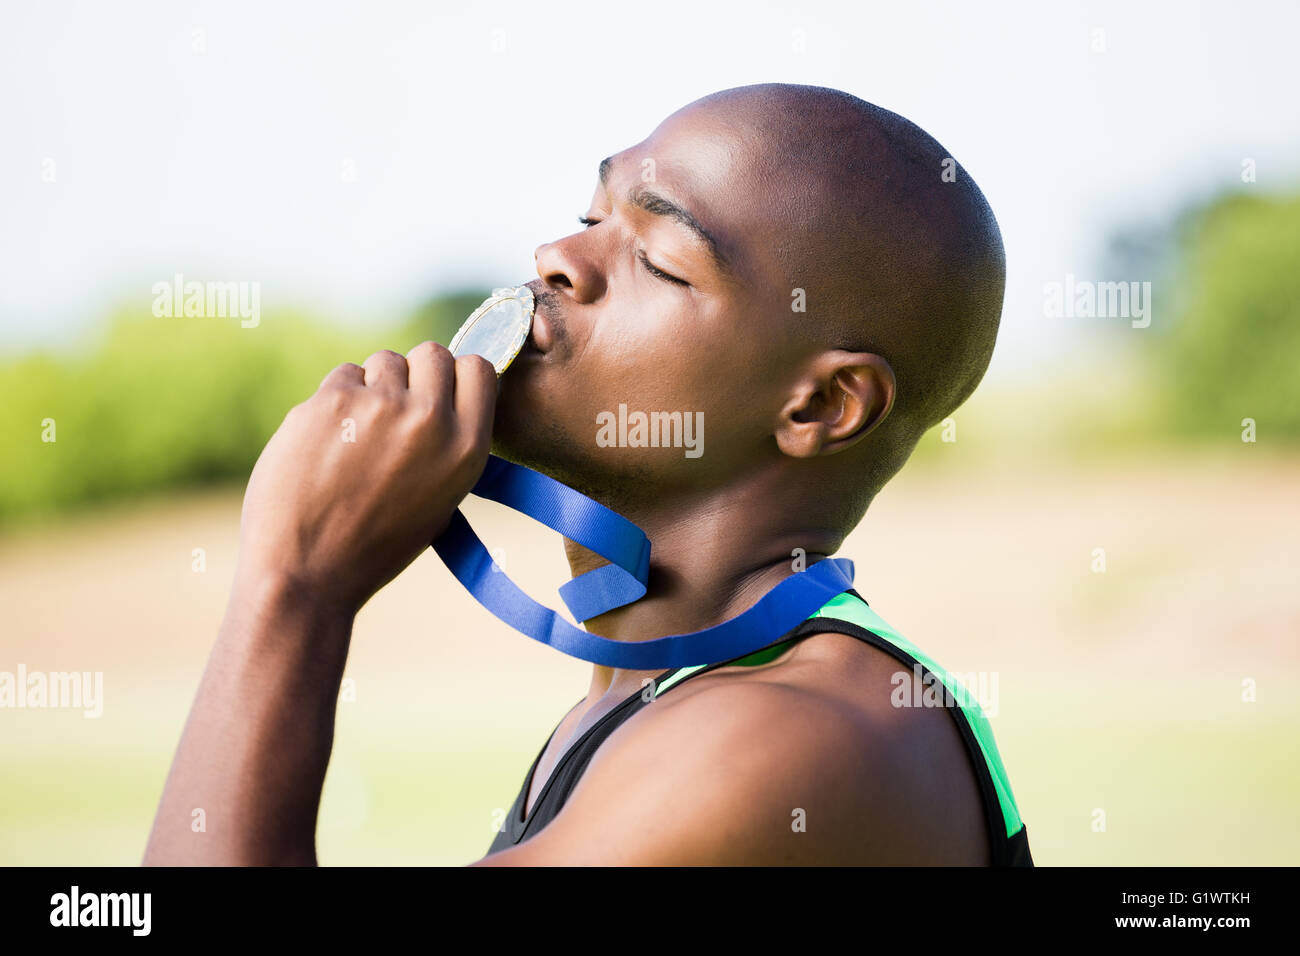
left=407, top=340, right=455, bottom=409
left=362, top=349, right=410, bottom=391
left=452, top=353, right=498, bottom=447
left=319, top=361, right=364, bottom=390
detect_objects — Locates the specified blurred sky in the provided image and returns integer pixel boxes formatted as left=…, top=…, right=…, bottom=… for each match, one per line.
left=2, top=0, right=1298, bottom=379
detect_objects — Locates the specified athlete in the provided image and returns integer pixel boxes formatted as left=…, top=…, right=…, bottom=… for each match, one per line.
left=143, top=83, right=1031, bottom=866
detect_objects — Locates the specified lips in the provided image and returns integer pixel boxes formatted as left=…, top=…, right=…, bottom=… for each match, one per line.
left=524, top=281, right=555, bottom=354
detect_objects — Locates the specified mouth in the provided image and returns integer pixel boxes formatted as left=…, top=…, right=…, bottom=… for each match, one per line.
left=523, top=281, right=555, bottom=355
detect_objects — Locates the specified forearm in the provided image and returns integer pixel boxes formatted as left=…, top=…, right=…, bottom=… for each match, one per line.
left=143, top=570, right=355, bottom=866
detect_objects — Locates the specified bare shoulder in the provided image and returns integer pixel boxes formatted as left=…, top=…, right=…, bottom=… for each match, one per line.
left=479, top=630, right=990, bottom=865
left=641, top=631, right=991, bottom=864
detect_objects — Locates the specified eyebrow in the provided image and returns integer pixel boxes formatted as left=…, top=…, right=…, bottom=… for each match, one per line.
left=598, top=155, right=732, bottom=277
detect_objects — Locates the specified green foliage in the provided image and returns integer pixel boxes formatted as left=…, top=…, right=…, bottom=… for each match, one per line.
left=1147, top=190, right=1300, bottom=441
left=0, top=304, right=448, bottom=524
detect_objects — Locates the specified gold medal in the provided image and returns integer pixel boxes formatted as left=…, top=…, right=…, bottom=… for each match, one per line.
left=447, top=284, right=535, bottom=376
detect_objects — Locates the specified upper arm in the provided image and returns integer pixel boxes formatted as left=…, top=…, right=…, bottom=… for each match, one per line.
left=471, top=680, right=938, bottom=866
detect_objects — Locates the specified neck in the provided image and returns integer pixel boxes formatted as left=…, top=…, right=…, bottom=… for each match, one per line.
left=564, top=480, right=838, bottom=703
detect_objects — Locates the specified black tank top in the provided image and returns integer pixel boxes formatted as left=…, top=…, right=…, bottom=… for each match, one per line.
left=486, top=589, right=1033, bottom=866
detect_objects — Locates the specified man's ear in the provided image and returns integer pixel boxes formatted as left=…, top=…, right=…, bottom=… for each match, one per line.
left=774, top=351, right=896, bottom=458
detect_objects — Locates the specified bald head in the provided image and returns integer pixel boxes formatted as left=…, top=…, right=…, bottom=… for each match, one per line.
left=685, top=84, right=1005, bottom=490
left=495, top=83, right=1005, bottom=542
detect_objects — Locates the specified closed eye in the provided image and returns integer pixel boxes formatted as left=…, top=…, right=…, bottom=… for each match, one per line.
left=577, top=215, right=689, bottom=287
left=636, top=250, right=687, bottom=286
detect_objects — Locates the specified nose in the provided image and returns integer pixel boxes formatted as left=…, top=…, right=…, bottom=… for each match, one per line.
left=533, top=241, right=569, bottom=289
left=534, top=236, right=604, bottom=303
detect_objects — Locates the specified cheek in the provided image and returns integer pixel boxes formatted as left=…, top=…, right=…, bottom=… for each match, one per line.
left=555, top=296, right=774, bottom=447
left=612, top=338, right=763, bottom=456
left=574, top=304, right=691, bottom=398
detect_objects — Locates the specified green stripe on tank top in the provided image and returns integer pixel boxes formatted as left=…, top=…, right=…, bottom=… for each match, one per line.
left=651, top=591, right=1024, bottom=839
left=653, top=636, right=800, bottom=696
left=808, top=592, right=1024, bottom=838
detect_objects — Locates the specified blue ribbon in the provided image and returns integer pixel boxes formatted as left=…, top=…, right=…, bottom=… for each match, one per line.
left=431, top=455, right=855, bottom=669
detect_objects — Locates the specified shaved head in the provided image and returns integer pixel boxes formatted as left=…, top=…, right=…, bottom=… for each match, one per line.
left=705, top=84, right=1004, bottom=425
left=690, top=83, right=1006, bottom=513
left=494, top=82, right=1004, bottom=548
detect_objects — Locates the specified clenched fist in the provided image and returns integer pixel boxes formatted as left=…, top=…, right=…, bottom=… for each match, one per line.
left=235, top=342, right=497, bottom=616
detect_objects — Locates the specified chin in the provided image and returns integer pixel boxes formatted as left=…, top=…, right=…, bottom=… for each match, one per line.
left=487, top=383, right=656, bottom=509
left=488, top=423, right=613, bottom=509
left=490, top=401, right=568, bottom=477
left=489, top=389, right=545, bottom=466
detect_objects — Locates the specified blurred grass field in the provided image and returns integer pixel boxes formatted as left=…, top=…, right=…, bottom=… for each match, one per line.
left=4, top=681, right=1297, bottom=866
left=2, top=448, right=1296, bottom=866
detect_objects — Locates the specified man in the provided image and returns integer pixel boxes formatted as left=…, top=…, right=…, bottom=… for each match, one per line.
left=143, top=83, right=1030, bottom=866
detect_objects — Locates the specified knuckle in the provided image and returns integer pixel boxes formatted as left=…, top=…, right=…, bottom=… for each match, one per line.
left=319, top=361, right=359, bottom=388
left=431, top=346, right=456, bottom=371
left=454, top=353, right=494, bottom=378
left=411, top=343, right=456, bottom=387
left=322, top=389, right=350, bottom=417
left=365, top=349, right=406, bottom=370
left=410, top=339, right=450, bottom=360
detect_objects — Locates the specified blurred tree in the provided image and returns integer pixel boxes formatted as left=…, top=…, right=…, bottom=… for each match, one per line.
left=1142, top=190, right=1300, bottom=442
left=0, top=290, right=487, bottom=525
